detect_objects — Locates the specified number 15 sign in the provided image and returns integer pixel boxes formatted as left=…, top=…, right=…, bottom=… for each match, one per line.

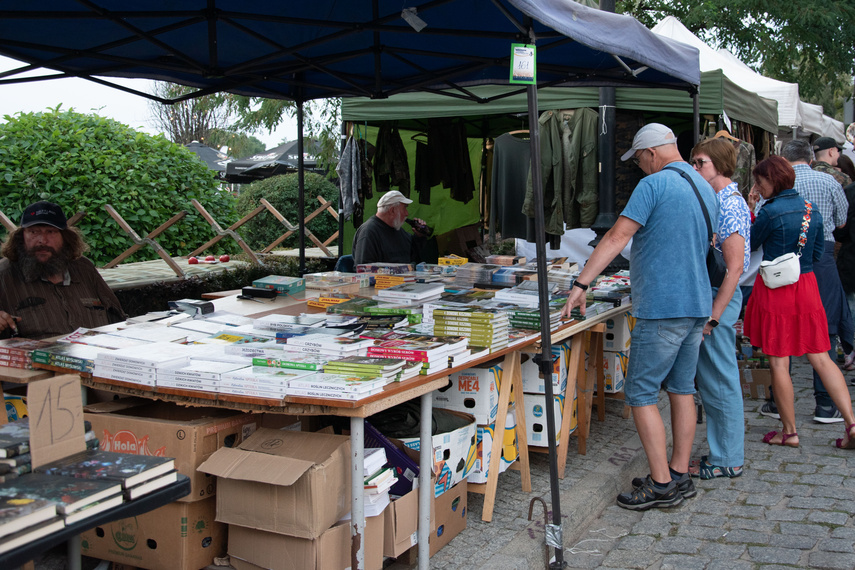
left=28, top=374, right=87, bottom=468
left=510, top=44, right=536, bottom=84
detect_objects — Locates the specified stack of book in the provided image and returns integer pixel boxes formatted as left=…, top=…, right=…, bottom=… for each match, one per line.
left=366, top=337, right=466, bottom=375
left=157, top=360, right=252, bottom=394
left=93, top=342, right=192, bottom=387
left=0, top=473, right=123, bottom=525
left=0, top=418, right=100, bottom=484
left=450, top=263, right=502, bottom=289
left=0, top=493, right=63, bottom=556
left=324, top=356, right=408, bottom=382
left=374, top=282, right=445, bottom=304
left=373, top=274, right=413, bottom=290
left=35, top=449, right=178, bottom=501
left=492, top=281, right=548, bottom=308
left=484, top=254, right=526, bottom=266
left=252, top=351, right=330, bottom=371
left=283, top=333, right=374, bottom=358
left=303, top=270, right=371, bottom=289
left=355, top=262, right=414, bottom=275
left=253, top=314, right=327, bottom=332
left=306, top=293, right=355, bottom=310
left=361, top=447, right=395, bottom=516
left=286, top=372, right=389, bottom=401
left=219, top=366, right=316, bottom=399
left=432, top=307, right=510, bottom=354
left=0, top=339, right=51, bottom=370
left=507, top=300, right=565, bottom=331
left=251, top=275, right=306, bottom=295
left=31, top=342, right=103, bottom=373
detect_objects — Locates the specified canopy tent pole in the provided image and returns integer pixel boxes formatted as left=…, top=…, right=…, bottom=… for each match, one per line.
left=693, top=93, right=700, bottom=144
left=297, top=99, right=307, bottom=275
left=523, top=25, right=566, bottom=570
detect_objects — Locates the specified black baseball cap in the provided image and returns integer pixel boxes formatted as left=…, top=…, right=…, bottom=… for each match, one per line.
left=20, top=201, right=67, bottom=230
left=813, top=137, right=843, bottom=153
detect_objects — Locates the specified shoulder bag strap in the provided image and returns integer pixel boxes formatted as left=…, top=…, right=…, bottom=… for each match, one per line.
left=796, top=199, right=812, bottom=257
left=663, top=165, right=713, bottom=243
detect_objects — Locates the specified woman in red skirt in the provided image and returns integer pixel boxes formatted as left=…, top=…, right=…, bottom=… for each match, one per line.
left=744, top=156, right=855, bottom=448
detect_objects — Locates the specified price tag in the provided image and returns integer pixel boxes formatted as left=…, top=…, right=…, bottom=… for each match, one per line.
left=28, top=374, right=86, bottom=468
left=509, top=44, right=536, bottom=84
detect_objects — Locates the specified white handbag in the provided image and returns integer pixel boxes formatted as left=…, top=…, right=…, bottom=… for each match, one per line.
left=758, top=200, right=812, bottom=289
left=759, top=252, right=801, bottom=289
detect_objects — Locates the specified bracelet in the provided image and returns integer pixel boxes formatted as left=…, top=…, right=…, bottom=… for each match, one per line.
left=572, top=280, right=588, bottom=291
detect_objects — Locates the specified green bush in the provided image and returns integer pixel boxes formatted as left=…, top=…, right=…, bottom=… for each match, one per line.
left=0, top=109, right=238, bottom=266
left=235, top=172, right=339, bottom=251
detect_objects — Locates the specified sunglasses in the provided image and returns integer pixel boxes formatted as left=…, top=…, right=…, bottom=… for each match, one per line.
left=690, top=158, right=710, bottom=168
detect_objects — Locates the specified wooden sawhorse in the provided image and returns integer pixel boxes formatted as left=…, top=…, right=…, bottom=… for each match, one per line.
left=259, top=197, right=336, bottom=256
left=467, top=349, right=532, bottom=522
left=189, top=199, right=262, bottom=264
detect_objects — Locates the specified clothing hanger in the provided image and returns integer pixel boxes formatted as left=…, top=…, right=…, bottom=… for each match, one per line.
left=410, top=132, right=428, bottom=142
left=714, top=129, right=740, bottom=142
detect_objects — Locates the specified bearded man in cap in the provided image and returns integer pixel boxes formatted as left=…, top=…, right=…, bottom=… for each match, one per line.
left=812, top=137, right=852, bottom=187
left=561, top=123, right=718, bottom=511
left=0, top=201, right=125, bottom=340
left=351, top=190, right=433, bottom=265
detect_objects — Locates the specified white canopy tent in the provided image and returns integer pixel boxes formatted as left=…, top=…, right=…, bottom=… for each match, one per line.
left=653, top=16, right=844, bottom=140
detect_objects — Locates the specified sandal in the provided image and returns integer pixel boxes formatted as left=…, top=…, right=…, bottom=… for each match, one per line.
left=835, top=423, right=855, bottom=449
left=762, top=430, right=799, bottom=447
left=697, top=456, right=743, bottom=479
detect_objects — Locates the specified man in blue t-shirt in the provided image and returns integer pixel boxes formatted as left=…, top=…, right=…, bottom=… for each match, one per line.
left=561, top=123, right=718, bottom=511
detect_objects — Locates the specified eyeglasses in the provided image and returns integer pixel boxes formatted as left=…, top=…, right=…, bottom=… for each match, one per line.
left=690, top=158, right=710, bottom=168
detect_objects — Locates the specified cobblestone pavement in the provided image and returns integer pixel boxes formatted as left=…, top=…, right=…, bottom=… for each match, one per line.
left=393, top=355, right=855, bottom=570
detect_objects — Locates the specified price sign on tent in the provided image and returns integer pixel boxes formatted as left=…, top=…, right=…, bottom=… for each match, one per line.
left=510, top=44, right=536, bottom=84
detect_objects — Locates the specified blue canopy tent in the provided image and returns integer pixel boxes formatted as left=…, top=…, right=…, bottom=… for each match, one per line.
left=0, top=2, right=699, bottom=568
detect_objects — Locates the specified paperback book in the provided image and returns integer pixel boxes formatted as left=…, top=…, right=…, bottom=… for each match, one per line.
left=0, top=515, right=64, bottom=554
left=31, top=342, right=102, bottom=372
left=0, top=494, right=57, bottom=539
left=0, top=473, right=122, bottom=524
left=252, top=352, right=330, bottom=371
left=287, top=386, right=386, bottom=401
left=287, top=372, right=388, bottom=393
left=35, top=450, right=175, bottom=489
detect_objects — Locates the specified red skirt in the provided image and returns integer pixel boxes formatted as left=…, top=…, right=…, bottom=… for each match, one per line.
left=744, top=272, right=830, bottom=357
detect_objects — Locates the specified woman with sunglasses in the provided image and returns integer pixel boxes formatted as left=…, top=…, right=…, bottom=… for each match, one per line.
left=687, top=137, right=752, bottom=478
left=745, top=156, right=855, bottom=449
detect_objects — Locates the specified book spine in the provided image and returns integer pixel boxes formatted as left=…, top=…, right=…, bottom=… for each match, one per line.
left=288, top=381, right=376, bottom=393
left=251, top=358, right=320, bottom=370
left=366, top=348, right=431, bottom=361
left=288, top=388, right=374, bottom=400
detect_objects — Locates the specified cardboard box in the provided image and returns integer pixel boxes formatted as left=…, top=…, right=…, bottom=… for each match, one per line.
left=469, top=406, right=519, bottom=484
left=398, top=410, right=476, bottom=498
left=429, top=480, right=467, bottom=556
left=383, top=479, right=437, bottom=558
left=602, top=350, right=629, bottom=393
left=83, top=398, right=259, bottom=502
left=603, top=314, right=633, bottom=351
left=228, top=513, right=384, bottom=570
left=80, top=496, right=225, bottom=570
left=198, top=428, right=351, bottom=539
left=436, top=360, right=512, bottom=425
left=524, top=393, right=569, bottom=447
left=520, top=346, right=567, bottom=394
left=742, top=367, right=772, bottom=399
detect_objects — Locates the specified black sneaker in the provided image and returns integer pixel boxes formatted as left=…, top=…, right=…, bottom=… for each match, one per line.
left=618, top=476, right=683, bottom=511
left=631, top=472, right=696, bottom=499
left=814, top=404, right=844, bottom=424
left=759, top=401, right=780, bottom=419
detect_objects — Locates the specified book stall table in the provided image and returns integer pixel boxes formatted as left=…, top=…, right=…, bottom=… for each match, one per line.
left=0, top=474, right=190, bottom=570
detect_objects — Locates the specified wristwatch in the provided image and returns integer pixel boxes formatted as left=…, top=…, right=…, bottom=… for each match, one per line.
left=707, top=317, right=719, bottom=328
left=572, top=281, right=589, bottom=291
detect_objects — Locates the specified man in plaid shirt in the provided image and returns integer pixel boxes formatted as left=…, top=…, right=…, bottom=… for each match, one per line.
left=779, top=139, right=852, bottom=423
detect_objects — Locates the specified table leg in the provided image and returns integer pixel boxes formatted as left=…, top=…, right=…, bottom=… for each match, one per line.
left=418, top=392, right=432, bottom=569
left=350, top=417, right=365, bottom=570
left=67, top=536, right=81, bottom=570
left=558, top=333, right=586, bottom=472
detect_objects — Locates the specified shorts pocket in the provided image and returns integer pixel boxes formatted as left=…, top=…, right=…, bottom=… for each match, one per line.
left=656, top=320, right=690, bottom=345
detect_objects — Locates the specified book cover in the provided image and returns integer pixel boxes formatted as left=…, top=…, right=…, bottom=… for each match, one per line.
left=0, top=473, right=121, bottom=515
left=35, top=450, right=175, bottom=489
left=93, top=342, right=191, bottom=368
left=375, top=282, right=446, bottom=301
left=0, top=418, right=29, bottom=459
left=0, top=515, right=64, bottom=554
left=252, top=352, right=329, bottom=370
left=221, top=366, right=315, bottom=385
left=0, top=495, right=57, bottom=539
left=124, top=470, right=179, bottom=500
left=285, top=334, right=373, bottom=350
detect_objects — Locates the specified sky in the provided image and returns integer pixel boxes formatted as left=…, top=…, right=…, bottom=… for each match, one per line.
left=0, top=56, right=297, bottom=152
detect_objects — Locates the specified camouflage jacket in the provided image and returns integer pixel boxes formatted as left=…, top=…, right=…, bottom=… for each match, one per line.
left=812, top=161, right=852, bottom=188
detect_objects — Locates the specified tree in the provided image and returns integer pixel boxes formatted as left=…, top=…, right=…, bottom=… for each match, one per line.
left=230, top=97, right=342, bottom=175
left=207, top=130, right=266, bottom=159
left=148, top=82, right=234, bottom=145
left=0, top=108, right=238, bottom=266
left=617, top=1, right=855, bottom=116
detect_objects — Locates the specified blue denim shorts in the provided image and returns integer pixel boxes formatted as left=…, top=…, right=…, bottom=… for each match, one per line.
left=624, top=316, right=707, bottom=407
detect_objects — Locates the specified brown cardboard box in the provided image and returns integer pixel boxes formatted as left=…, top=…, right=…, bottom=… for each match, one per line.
left=429, top=480, right=467, bottom=556
left=228, top=512, right=384, bottom=570
left=83, top=398, right=259, bottom=502
left=383, top=481, right=437, bottom=558
left=741, top=368, right=772, bottom=399
left=198, top=427, right=351, bottom=539
left=80, top=496, right=225, bottom=570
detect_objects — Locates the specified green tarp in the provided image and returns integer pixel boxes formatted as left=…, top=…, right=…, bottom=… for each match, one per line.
left=342, top=70, right=778, bottom=135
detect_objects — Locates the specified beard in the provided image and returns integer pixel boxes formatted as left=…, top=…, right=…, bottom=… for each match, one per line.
left=391, top=211, right=407, bottom=230
left=17, top=243, right=70, bottom=282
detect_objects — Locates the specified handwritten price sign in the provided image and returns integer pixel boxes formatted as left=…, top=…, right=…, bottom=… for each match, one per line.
left=510, top=44, right=536, bottom=84
left=28, top=374, right=86, bottom=468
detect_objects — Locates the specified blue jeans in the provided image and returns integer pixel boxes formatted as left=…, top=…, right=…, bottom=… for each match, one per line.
left=696, top=287, right=744, bottom=467
left=625, top=316, right=707, bottom=407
